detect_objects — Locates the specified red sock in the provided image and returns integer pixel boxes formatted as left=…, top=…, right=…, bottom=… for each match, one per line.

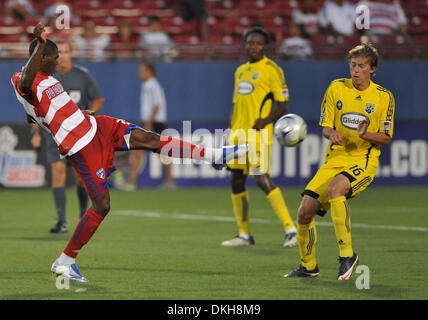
left=63, top=208, right=104, bottom=258
left=157, top=136, right=205, bottom=159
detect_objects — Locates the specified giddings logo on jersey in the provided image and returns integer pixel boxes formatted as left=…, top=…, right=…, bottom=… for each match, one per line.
left=237, top=81, right=254, bottom=95
left=340, top=112, right=367, bottom=130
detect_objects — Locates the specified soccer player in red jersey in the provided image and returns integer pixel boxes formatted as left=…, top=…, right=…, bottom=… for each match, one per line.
left=12, top=24, right=249, bottom=282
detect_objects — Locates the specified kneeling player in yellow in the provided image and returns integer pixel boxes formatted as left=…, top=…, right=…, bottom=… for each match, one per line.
left=221, top=27, right=297, bottom=248
left=284, top=43, right=395, bottom=280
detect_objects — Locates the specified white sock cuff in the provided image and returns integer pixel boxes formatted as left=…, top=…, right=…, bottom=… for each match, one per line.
left=58, top=252, right=76, bottom=265
left=286, top=226, right=297, bottom=234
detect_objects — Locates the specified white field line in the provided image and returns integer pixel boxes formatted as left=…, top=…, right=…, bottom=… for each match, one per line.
left=113, top=210, right=428, bottom=232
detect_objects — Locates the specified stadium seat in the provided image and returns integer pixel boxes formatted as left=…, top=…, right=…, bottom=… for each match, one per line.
left=379, top=35, right=408, bottom=45
left=79, top=8, right=110, bottom=18
left=207, top=34, right=226, bottom=44
left=0, top=33, right=27, bottom=42
left=413, top=35, right=428, bottom=43
left=345, top=35, right=362, bottom=45
left=81, top=16, right=116, bottom=26
left=310, top=35, right=329, bottom=44
left=238, top=0, right=275, bottom=18
left=408, top=24, right=428, bottom=35
left=73, top=0, right=102, bottom=11
left=0, top=16, right=20, bottom=27
left=172, top=34, right=200, bottom=45
left=260, top=16, right=287, bottom=34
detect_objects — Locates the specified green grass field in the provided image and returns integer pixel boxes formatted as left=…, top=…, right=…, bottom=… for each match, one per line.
left=0, top=185, right=427, bottom=300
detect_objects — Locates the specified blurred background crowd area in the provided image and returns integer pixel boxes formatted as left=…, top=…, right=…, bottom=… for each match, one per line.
left=0, top=0, right=427, bottom=61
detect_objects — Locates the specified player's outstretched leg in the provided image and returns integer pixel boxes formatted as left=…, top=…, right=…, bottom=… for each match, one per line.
left=128, top=129, right=250, bottom=168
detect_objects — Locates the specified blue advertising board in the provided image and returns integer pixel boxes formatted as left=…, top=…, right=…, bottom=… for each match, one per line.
left=133, top=121, right=428, bottom=187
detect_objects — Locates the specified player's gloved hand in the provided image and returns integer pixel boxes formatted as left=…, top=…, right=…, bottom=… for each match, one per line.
left=33, top=23, right=47, bottom=44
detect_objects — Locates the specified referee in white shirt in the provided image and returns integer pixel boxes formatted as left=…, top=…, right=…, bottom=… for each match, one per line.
left=123, top=60, right=176, bottom=190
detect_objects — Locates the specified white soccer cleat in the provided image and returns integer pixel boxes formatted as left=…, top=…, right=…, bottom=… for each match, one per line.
left=51, top=259, right=89, bottom=282
left=221, top=235, right=255, bottom=246
left=212, top=144, right=250, bottom=170
left=283, top=231, right=298, bottom=248
left=115, top=181, right=136, bottom=191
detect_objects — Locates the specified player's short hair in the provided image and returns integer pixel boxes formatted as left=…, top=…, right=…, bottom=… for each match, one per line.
left=348, top=43, right=379, bottom=69
left=55, top=38, right=73, bottom=51
left=244, top=27, right=270, bottom=45
left=140, top=59, right=156, bottom=75
left=148, top=15, right=161, bottom=24
left=29, top=38, right=58, bottom=57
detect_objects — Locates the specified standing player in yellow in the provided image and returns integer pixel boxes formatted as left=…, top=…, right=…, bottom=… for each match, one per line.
left=284, top=43, right=395, bottom=280
left=221, top=27, right=297, bottom=248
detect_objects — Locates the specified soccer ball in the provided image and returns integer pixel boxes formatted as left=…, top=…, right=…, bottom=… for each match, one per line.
left=274, top=114, right=307, bottom=147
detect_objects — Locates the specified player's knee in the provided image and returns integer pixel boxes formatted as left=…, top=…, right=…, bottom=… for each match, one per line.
left=93, top=199, right=110, bottom=217
left=327, top=180, right=349, bottom=199
left=254, top=175, right=275, bottom=195
left=297, top=203, right=316, bottom=225
left=231, top=179, right=246, bottom=193
left=98, top=203, right=110, bottom=217
left=51, top=166, right=66, bottom=187
left=230, top=170, right=246, bottom=193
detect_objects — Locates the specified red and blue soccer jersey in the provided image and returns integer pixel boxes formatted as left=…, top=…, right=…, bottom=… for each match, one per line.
left=11, top=70, right=97, bottom=157
left=11, top=70, right=137, bottom=198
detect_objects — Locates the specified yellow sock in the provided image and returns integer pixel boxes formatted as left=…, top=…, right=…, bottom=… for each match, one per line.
left=330, top=196, right=354, bottom=258
left=297, top=219, right=317, bottom=270
left=267, top=187, right=295, bottom=231
left=231, top=191, right=250, bottom=235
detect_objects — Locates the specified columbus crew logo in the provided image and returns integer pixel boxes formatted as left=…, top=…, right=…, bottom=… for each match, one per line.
left=365, top=103, right=376, bottom=114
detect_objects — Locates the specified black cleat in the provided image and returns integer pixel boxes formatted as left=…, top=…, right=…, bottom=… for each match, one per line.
left=337, top=253, right=359, bottom=280
left=50, top=221, right=68, bottom=234
left=284, top=264, right=320, bottom=278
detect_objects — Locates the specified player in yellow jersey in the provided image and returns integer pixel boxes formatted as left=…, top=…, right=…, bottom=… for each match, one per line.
left=221, top=27, right=297, bottom=248
left=284, top=43, right=395, bottom=280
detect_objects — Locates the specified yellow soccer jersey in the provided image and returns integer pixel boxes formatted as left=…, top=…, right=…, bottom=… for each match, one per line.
left=230, top=56, right=289, bottom=145
left=320, top=78, right=395, bottom=162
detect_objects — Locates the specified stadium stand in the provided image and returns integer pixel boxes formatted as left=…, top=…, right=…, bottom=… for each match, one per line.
left=0, top=0, right=427, bottom=61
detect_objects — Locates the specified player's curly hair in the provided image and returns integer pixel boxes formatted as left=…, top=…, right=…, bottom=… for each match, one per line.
left=244, top=27, right=270, bottom=45
left=29, top=38, right=58, bottom=57
left=348, top=43, right=379, bottom=68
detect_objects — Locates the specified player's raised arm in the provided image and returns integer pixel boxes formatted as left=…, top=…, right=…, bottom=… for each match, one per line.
left=19, top=23, right=47, bottom=94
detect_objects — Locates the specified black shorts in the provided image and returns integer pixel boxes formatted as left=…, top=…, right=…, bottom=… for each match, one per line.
left=42, top=130, right=65, bottom=164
